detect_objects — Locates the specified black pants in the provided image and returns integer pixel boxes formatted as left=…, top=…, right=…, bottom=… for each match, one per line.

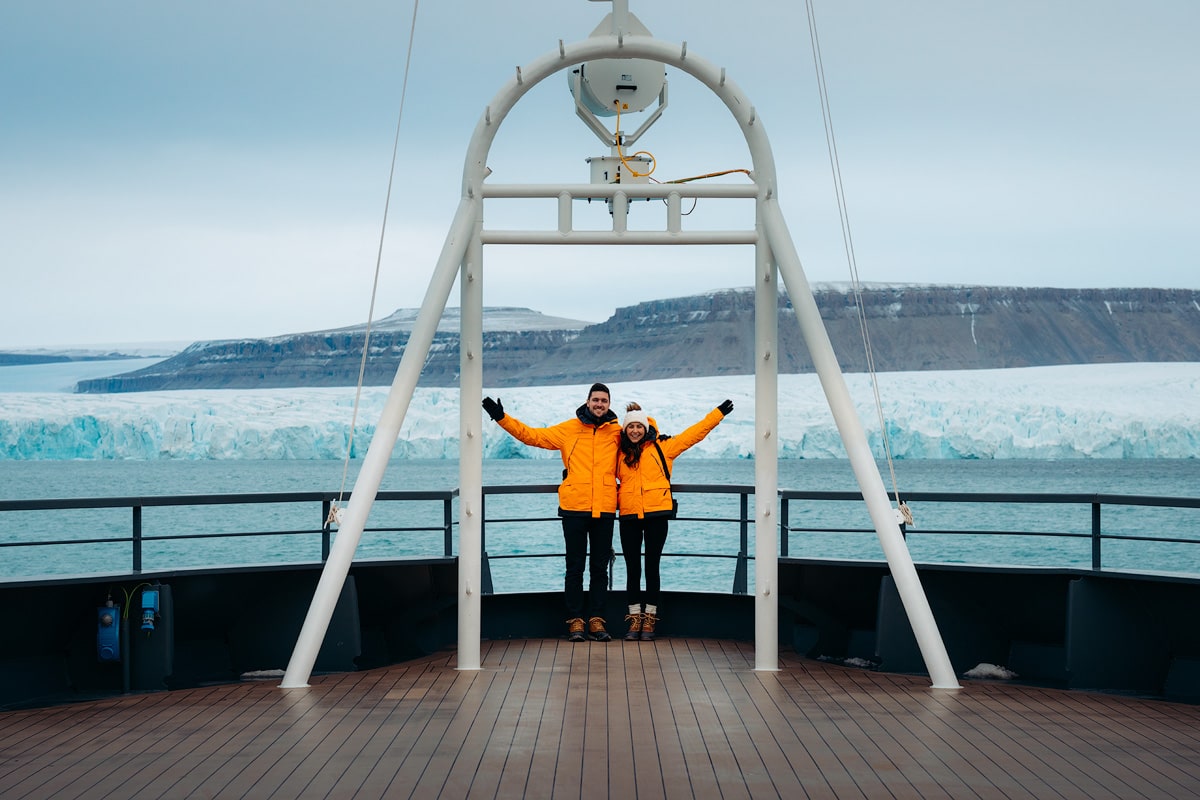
left=619, top=515, right=670, bottom=607
left=562, top=515, right=614, bottom=619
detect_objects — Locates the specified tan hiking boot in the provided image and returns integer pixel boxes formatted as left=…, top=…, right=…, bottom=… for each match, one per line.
left=623, top=612, right=644, bottom=641
left=588, top=616, right=612, bottom=642
left=566, top=617, right=586, bottom=642
left=640, top=611, right=658, bottom=641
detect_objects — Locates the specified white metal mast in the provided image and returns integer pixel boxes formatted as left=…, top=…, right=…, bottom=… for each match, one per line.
left=282, top=0, right=960, bottom=691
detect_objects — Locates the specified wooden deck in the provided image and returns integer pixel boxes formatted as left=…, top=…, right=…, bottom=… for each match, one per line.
left=2, top=638, right=1199, bottom=799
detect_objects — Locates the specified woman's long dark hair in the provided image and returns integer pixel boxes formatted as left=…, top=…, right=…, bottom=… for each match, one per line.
left=619, top=402, right=653, bottom=468
left=620, top=431, right=646, bottom=468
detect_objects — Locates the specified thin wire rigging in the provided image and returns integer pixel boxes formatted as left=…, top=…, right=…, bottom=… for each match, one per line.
left=804, top=0, right=910, bottom=524
left=330, top=0, right=422, bottom=524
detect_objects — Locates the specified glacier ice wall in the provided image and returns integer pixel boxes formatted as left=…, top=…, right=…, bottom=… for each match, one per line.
left=0, top=363, right=1197, bottom=460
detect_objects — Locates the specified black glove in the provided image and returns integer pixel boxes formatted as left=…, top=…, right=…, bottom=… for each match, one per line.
left=718, top=399, right=734, bottom=416
left=482, top=396, right=505, bottom=422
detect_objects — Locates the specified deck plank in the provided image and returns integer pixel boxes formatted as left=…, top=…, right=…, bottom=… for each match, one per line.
left=820, top=665, right=989, bottom=799
left=467, top=640, right=537, bottom=796
left=301, top=669, right=421, bottom=798
left=676, top=639, right=758, bottom=800
left=658, top=637, right=719, bottom=798
left=981, top=682, right=1200, bottom=798
left=350, top=652, right=463, bottom=797
left=523, top=639, right=576, bottom=797
left=623, top=641, right=669, bottom=800
left=214, top=669, right=375, bottom=797
left=3, top=687, right=213, bottom=800
left=265, top=670, right=397, bottom=799
left=603, top=639, right=637, bottom=800
left=728, top=667, right=837, bottom=798
left=552, top=641, right=592, bottom=794
left=580, top=641, right=616, bottom=797
left=89, top=683, right=274, bottom=799
left=379, top=658, right=487, bottom=798
left=709, top=645, right=810, bottom=798
left=491, top=639, right=557, bottom=798
left=3, top=639, right=1200, bottom=799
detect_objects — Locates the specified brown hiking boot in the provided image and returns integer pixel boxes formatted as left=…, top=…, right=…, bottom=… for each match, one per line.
left=566, top=617, right=586, bottom=642
left=640, top=611, right=658, bottom=641
left=623, top=612, right=644, bottom=641
left=588, top=617, right=612, bottom=642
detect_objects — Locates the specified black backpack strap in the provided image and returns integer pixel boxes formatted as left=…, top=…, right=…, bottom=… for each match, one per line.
left=652, top=441, right=671, bottom=482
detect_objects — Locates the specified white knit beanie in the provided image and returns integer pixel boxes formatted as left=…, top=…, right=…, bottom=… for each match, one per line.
left=623, top=409, right=650, bottom=431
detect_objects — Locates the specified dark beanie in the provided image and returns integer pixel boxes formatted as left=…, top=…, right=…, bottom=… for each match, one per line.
left=588, top=382, right=610, bottom=398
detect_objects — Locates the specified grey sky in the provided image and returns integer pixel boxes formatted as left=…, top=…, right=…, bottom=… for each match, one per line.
left=2, top=0, right=1196, bottom=348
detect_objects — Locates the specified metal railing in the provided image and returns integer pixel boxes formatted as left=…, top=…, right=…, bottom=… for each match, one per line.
left=3, top=485, right=1199, bottom=586
left=780, top=490, right=1200, bottom=571
left=0, top=490, right=457, bottom=574
left=479, top=484, right=752, bottom=594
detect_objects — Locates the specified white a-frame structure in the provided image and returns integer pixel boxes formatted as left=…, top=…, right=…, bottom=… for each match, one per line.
left=282, top=0, right=960, bottom=690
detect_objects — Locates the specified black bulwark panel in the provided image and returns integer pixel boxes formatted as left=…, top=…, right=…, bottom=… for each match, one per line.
left=4, top=558, right=1199, bottom=710
left=778, top=558, right=1200, bottom=701
left=1066, top=573, right=1200, bottom=697
left=0, top=558, right=457, bottom=710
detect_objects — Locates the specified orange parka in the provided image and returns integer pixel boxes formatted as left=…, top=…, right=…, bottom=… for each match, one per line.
left=617, top=406, right=726, bottom=519
left=497, top=404, right=621, bottom=518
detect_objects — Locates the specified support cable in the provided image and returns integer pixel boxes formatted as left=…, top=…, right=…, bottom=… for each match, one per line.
left=329, top=0, right=423, bottom=525
left=805, top=0, right=911, bottom=525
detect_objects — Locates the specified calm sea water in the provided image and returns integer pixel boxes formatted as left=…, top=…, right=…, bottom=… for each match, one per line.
left=0, top=357, right=165, bottom=393
left=1, top=458, right=1198, bottom=588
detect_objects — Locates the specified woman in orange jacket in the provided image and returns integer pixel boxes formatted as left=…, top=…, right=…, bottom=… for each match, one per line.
left=617, top=399, right=733, bottom=640
left=483, top=383, right=622, bottom=642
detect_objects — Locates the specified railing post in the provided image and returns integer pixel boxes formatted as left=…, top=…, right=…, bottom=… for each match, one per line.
left=779, top=496, right=789, bottom=557
left=1092, top=501, right=1102, bottom=570
left=132, top=505, right=142, bottom=573
left=733, top=492, right=749, bottom=594
left=444, top=496, right=454, bottom=558
left=321, top=500, right=332, bottom=561
left=480, top=494, right=494, bottom=594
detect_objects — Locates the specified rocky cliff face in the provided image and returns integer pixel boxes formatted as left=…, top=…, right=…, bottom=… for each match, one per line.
left=76, top=327, right=583, bottom=392
left=75, top=286, right=1200, bottom=392
left=543, top=285, right=1200, bottom=381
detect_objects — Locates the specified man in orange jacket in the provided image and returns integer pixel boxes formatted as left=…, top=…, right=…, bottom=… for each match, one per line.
left=483, top=383, right=621, bottom=642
